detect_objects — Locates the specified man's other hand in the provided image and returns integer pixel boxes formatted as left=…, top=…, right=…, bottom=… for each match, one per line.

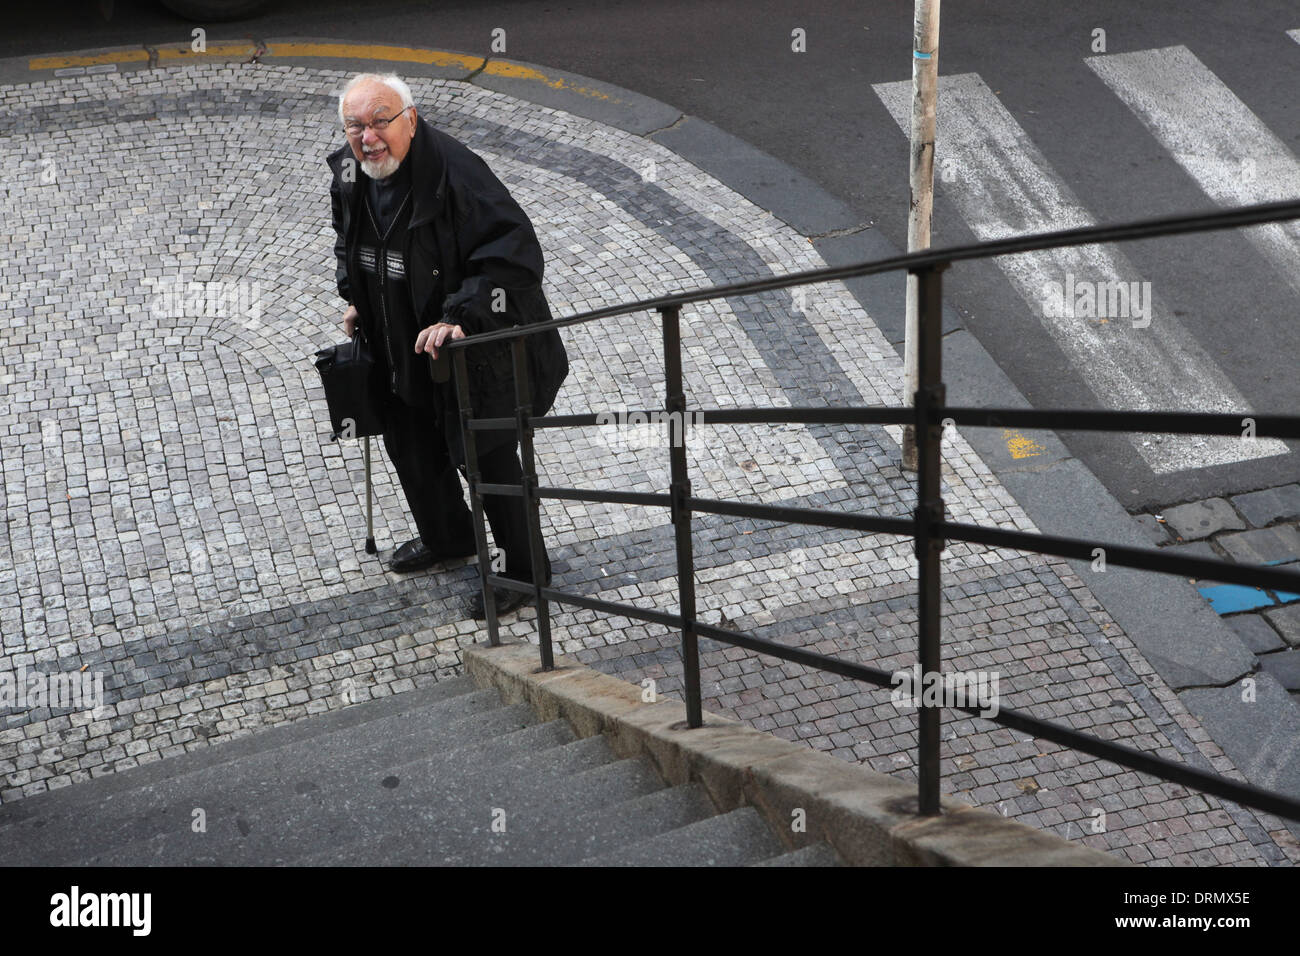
left=415, top=322, right=465, bottom=360
left=343, top=304, right=359, bottom=337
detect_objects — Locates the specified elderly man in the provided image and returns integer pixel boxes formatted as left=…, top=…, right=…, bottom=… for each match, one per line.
left=328, top=72, right=566, bottom=617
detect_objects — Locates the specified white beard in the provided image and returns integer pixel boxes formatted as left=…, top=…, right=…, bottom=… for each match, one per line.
left=361, top=152, right=399, bottom=180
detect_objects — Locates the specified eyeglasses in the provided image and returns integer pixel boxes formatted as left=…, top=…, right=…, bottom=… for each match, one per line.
left=343, top=105, right=413, bottom=138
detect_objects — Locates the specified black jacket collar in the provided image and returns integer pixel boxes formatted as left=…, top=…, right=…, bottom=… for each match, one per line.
left=406, top=115, right=449, bottom=228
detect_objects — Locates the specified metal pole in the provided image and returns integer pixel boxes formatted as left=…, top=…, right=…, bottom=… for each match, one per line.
left=661, top=305, right=702, bottom=728
left=512, top=337, right=553, bottom=671
left=364, top=435, right=376, bottom=554
left=453, top=348, right=501, bottom=646
left=902, top=0, right=940, bottom=472
left=913, top=263, right=946, bottom=815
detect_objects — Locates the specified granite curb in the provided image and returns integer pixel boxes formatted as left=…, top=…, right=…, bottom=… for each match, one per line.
left=465, top=642, right=1125, bottom=866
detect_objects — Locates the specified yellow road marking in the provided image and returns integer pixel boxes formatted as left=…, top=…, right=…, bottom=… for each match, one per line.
left=256, top=42, right=481, bottom=70
left=31, top=50, right=149, bottom=68
left=480, top=60, right=614, bottom=100
left=1002, top=429, right=1045, bottom=459
left=31, top=42, right=480, bottom=70
left=30, top=42, right=617, bottom=102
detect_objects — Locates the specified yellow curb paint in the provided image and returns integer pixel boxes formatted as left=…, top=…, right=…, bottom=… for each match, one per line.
left=31, top=45, right=256, bottom=69
left=263, top=42, right=481, bottom=70
left=1003, top=429, right=1045, bottom=459
left=32, top=43, right=479, bottom=71
left=481, top=60, right=615, bottom=101
left=160, top=44, right=264, bottom=61
left=30, top=43, right=616, bottom=102
left=31, top=50, right=149, bottom=69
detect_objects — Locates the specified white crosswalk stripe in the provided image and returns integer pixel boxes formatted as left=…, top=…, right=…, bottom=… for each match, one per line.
left=873, top=72, right=1288, bottom=475
left=1087, top=44, right=1300, bottom=299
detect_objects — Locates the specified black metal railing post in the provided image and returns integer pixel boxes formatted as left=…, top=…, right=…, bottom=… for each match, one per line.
left=661, top=305, right=702, bottom=728
left=434, top=199, right=1300, bottom=826
left=913, top=263, right=947, bottom=816
left=453, top=348, right=501, bottom=645
left=512, top=337, right=554, bottom=671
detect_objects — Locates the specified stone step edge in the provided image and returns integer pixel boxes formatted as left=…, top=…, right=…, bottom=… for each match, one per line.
left=463, top=642, right=1125, bottom=867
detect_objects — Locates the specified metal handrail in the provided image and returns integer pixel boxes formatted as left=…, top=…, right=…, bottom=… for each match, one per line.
left=454, top=198, right=1300, bottom=346
left=447, top=198, right=1300, bottom=824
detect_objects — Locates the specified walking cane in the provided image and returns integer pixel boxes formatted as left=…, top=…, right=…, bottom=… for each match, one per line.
left=364, top=434, right=376, bottom=554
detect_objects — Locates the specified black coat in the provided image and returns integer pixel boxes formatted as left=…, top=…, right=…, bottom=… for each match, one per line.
left=327, top=117, right=567, bottom=462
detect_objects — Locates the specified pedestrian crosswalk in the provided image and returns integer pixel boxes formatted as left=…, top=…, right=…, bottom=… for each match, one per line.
left=873, top=39, right=1297, bottom=476
left=1087, top=45, right=1300, bottom=301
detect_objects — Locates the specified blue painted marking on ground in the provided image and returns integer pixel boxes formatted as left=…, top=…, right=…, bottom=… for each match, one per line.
left=1197, top=584, right=1275, bottom=614
left=1258, top=560, right=1300, bottom=604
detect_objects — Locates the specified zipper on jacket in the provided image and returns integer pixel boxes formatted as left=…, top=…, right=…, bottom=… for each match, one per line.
left=377, top=255, right=397, bottom=394
left=365, top=191, right=410, bottom=395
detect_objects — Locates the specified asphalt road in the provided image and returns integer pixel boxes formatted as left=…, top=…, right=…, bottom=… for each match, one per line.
left=9, top=0, right=1300, bottom=509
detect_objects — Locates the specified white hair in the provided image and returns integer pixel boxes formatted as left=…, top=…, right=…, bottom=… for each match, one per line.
left=338, top=73, right=416, bottom=124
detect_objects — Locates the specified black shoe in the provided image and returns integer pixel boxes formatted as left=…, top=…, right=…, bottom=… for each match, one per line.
left=469, top=585, right=535, bottom=620
left=389, top=538, right=475, bottom=573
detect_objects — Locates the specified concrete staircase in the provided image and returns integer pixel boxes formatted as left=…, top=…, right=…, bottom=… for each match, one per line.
left=0, top=675, right=841, bottom=867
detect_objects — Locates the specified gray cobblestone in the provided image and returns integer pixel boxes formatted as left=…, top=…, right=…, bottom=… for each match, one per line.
left=1231, top=485, right=1300, bottom=528
left=1258, top=650, right=1300, bottom=692
left=1218, top=525, right=1300, bottom=566
left=1225, top=614, right=1287, bottom=654
left=1163, top=499, right=1246, bottom=540
left=0, top=61, right=1289, bottom=870
left=1265, top=604, right=1300, bottom=648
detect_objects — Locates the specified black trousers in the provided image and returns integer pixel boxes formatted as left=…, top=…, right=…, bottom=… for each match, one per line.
left=381, top=396, right=542, bottom=582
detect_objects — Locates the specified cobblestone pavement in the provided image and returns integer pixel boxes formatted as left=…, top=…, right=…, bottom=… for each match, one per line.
left=1, top=61, right=1296, bottom=866
left=1135, top=491, right=1300, bottom=704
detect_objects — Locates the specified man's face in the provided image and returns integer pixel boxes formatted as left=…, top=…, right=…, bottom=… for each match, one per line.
left=342, top=81, right=417, bottom=180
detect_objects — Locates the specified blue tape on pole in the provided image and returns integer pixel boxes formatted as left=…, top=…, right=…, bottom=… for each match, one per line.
left=914, top=51, right=933, bottom=59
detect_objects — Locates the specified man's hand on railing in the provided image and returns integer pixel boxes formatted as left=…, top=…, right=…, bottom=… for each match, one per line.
left=415, top=321, right=465, bottom=360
